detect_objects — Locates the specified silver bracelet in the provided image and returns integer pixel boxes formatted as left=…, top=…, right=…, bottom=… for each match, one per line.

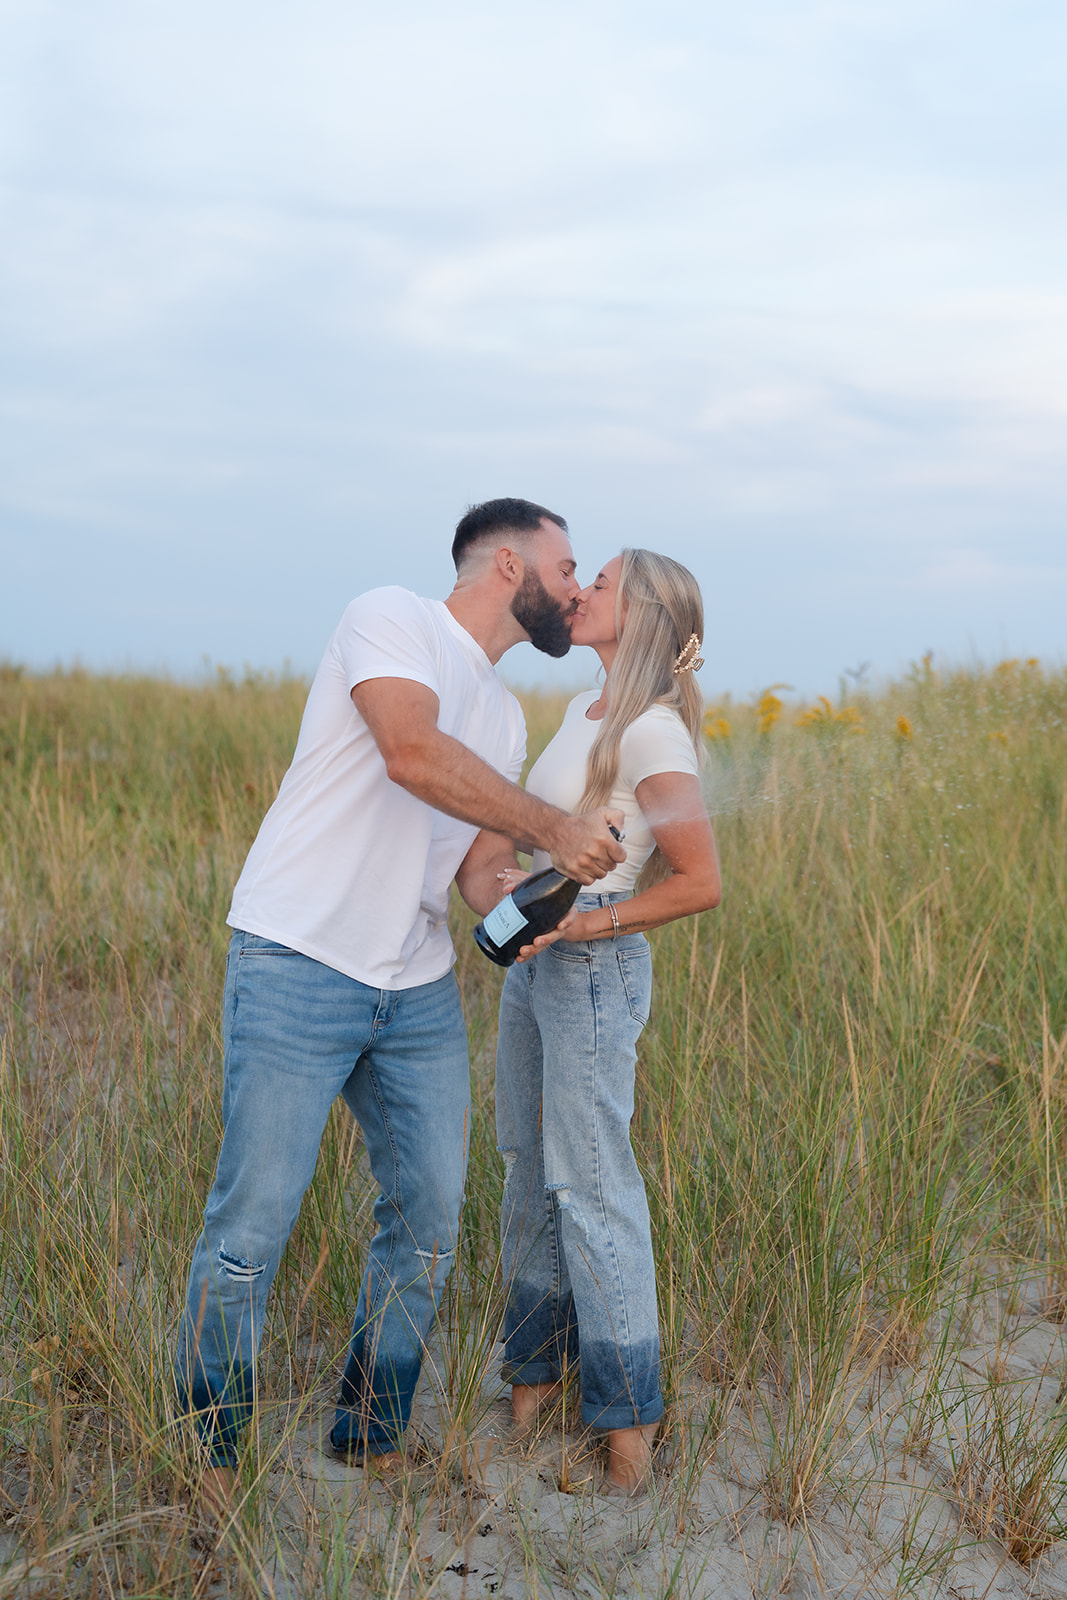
left=608, top=902, right=620, bottom=939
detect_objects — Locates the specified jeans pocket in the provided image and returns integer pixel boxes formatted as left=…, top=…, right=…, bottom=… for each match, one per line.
left=617, top=946, right=652, bottom=1025
left=546, top=943, right=592, bottom=965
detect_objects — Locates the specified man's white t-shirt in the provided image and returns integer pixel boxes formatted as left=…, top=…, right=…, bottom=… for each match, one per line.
left=526, top=690, right=699, bottom=894
left=228, top=587, right=526, bottom=989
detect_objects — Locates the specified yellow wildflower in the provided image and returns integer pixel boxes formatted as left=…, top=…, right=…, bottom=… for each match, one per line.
left=703, top=714, right=732, bottom=742
left=756, top=691, right=783, bottom=735
left=895, top=715, right=912, bottom=740
left=796, top=696, right=834, bottom=728
left=796, top=698, right=865, bottom=734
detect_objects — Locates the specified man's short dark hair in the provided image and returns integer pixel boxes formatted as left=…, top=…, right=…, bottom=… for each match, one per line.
left=452, top=498, right=568, bottom=570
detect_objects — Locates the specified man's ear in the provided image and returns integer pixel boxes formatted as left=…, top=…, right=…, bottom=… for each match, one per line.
left=494, top=544, right=525, bottom=588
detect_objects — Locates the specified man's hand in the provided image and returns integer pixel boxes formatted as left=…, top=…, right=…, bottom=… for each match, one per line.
left=546, top=810, right=626, bottom=885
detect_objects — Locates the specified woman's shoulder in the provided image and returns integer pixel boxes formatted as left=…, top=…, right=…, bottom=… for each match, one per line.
left=619, top=702, right=700, bottom=776
left=623, top=701, right=691, bottom=738
left=567, top=688, right=600, bottom=712
left=549, top=688, right=600, bottom=727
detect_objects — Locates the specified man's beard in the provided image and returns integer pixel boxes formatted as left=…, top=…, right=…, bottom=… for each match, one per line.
left=511, top=569, right=574, bottom=658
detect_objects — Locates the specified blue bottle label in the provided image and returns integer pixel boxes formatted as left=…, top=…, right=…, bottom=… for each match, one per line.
left=482, top=893, right=529, bottom=946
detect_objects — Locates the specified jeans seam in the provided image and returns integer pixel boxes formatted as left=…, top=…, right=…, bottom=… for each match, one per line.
left=588, top=959, right=635, bottom=1376
left=360, top=1062, right=404, bottom=1308
left=227, top=940, right=245, bottom=1033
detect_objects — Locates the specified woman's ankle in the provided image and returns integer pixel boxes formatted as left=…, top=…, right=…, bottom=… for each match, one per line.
left=510, top=1381, right=563, bottom=1430
left=605, top=1423, right=657, bottom=1489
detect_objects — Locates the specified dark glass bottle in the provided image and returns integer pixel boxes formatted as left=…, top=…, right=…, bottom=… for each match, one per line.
left=473, top=826, right=622, bottom=968
left=473, top=869, right=581, bottom=967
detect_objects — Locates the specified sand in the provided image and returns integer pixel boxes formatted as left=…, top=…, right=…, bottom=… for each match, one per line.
left=249, top=1283, right=1067, bottom=1599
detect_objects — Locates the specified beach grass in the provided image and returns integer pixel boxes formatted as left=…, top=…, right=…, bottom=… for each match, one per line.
left=0, top=654, right=1065, bottom=1596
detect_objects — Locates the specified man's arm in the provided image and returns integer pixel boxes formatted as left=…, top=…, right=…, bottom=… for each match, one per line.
left=454, top=829, right=523, bottom=917
left=351, top=678, right=625, bottom=884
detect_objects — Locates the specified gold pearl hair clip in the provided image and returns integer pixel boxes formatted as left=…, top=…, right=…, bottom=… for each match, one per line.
left=673, top=634, right=704, bottom=674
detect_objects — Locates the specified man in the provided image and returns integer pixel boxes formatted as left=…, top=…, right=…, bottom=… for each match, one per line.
left=174, top=497, right=624, bottom=1508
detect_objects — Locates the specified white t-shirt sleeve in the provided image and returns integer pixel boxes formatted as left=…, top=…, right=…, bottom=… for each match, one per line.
left=337, top=587, right=441, bottom=696
left=506, top=714, right=527, bottom=784
left=618, top=709, right=700, bottom=790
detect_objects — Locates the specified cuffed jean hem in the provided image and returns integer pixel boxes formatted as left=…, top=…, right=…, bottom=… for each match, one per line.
left=498, top=1366, right=664, bottom=1433
left=500, top=1358, right=561, bottom=1387
left=581, top=1394, right=665, bottom=1432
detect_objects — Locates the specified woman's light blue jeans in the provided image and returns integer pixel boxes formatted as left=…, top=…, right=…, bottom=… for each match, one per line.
left=174, top=930, right=470, bottom=1467
left=495, top=893, right=664, bottom=1432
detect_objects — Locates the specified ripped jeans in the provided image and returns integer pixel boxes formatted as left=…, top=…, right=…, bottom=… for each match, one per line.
left=174, top=930, right=470, bottom=1466
left=495, top=895, right=664, bottom=1431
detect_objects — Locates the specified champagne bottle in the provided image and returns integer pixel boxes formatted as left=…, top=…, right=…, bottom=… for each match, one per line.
left=473, top=827, right=622, bottom=968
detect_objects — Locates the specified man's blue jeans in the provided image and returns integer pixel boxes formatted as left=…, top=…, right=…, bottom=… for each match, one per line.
left=174, top=930, right=470, bottom=1466
left=495, top=894, right=665, bottom=1431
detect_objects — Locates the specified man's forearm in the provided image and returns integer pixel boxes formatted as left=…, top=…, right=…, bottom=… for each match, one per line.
left=388, top=728, right=563, bottom=853
left=352, top=677, right=624, bottom=882
left=455, top=847, right=522, bottom=919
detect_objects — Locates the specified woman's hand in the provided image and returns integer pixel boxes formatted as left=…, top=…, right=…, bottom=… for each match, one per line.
left=494, top=866, right=530, bottom=902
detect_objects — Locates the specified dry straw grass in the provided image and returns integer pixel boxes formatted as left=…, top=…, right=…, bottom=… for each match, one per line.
left=1, top=654, right=1066, bottom=1596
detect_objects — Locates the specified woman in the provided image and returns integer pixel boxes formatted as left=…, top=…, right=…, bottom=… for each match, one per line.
left=494, top=548, right=722, bottom=1497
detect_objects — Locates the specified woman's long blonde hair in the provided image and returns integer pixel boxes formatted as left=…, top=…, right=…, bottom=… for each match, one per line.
left=577, top=548, right=705, bottom=889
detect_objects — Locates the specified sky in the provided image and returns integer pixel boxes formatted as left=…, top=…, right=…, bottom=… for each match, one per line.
left=1, top=0, right=1065, bottom=699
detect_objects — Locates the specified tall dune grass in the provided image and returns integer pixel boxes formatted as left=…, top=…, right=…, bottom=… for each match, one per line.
left=0, top=656, right=1065, bottom=1595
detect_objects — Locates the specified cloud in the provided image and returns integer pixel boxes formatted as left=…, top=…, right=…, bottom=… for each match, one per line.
left=1, top=0, right=1066, bottom=691
left=913, top=549, right=1066, bottom=591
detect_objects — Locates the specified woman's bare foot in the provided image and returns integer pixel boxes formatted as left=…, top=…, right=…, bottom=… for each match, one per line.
left=603, top=1423, right=658, bottom=1496
left=510, top=1381, right=563, bottom=1436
